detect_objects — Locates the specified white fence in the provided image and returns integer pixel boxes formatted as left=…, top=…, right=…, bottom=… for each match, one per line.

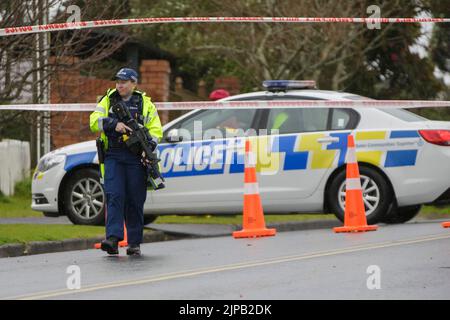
left=0, top=139, right=30, bottom=196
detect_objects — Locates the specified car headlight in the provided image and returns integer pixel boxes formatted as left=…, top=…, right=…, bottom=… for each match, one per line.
left=37, top=154, right=66, bottom=172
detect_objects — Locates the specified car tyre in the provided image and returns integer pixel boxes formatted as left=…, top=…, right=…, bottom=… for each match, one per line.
left=143, top=215, right=158, bottom=225
left=327, top=166, right=392, bottom=225
left=381, top=205, right=422, bottom=224
left=63, top=168, right=105, bottom=225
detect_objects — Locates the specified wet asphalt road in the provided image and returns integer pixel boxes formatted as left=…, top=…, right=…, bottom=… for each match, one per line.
left=0, top=220, right=449, bottom=300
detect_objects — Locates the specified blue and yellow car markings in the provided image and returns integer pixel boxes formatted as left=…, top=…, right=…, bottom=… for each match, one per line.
left=65, top=151, right=97, bottom=171
left=159, top=140, right=226, bottom=177
left=354, top=131, right=387, bottom=166
left=250, top=136, right=281, bottom=173
left=356, top=131, right=387, bottom=141
left=385, top=150, right=418, bottom=167
left=389, top=130, right=420, bottom=139
left=272, top=135, right=308, bottom=171
left=353, top=130, right=420, bottom=167
left=386, top=130, right=420, bottom=167
left=155, top=130, right=422, bottom=178
left=327, top=132, right=351, bottom=167
left=297, top=133, right=336, bottom=169
left=229, top=148, right=245, bottom=173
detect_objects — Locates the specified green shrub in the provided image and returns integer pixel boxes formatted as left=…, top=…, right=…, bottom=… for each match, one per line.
left=0, top=191, right=11, bottom=203
left=14, top=176, right=32, bottom=198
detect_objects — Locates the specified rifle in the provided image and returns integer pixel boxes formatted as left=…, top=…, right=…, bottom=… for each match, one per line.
left=111, top=101, right=165, bottom=190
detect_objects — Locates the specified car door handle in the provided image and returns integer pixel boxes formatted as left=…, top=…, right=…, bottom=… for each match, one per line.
left=317, top=137, right=340, bottom=144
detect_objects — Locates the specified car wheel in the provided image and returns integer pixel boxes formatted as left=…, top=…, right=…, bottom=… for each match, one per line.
left=63, top=168, right=105, bottom=225
left=381, top=205, right=422, bottom=224
left=144, top=215, right=158, bottom=225
left=327, top=166, right=392, bottom=225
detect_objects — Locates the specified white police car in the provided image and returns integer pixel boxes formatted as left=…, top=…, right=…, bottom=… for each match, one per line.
left=32, top=80, right=450, bottom=225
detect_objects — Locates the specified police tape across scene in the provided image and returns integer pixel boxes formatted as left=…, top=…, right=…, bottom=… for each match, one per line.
left=1, top=16, right=449, bottom=37
left=1, top=100, right=450, bottom=112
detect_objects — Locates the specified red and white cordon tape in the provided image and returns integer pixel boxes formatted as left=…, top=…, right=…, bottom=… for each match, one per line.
left=1, top=100, right=449, bottom=112
left=1, top=16, right=449, bottom=37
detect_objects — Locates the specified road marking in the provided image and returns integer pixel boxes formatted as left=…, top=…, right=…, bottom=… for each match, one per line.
left=4, top=233, right=450, bottom=300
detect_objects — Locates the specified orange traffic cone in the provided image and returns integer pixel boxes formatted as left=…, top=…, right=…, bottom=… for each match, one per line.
left=94, top=206, right=128, bottom=249
left=94, top=223, right=128, bottom=249
left=119, top=224, right=128, bottom=247
left=334, top=134, right=378, bottom=233
left=233, top=139, right=276, bottom=238
left=442, top=221, right=450, bottom=228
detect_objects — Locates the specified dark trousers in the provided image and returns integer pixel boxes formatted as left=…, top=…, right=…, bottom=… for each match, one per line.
left=104, top=147, right=147, bottom=245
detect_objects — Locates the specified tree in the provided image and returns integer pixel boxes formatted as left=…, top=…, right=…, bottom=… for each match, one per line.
left=128, top=0, right=445, bottom=97
left=424, top=1, right=450, bottom=120
left=429, top=1, right=450, bottom=75
left=0, top=0, right=129, bottom=164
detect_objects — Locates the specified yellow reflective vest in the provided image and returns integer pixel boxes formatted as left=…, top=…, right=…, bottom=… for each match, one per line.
left=89, top=88, right=163, bottom=150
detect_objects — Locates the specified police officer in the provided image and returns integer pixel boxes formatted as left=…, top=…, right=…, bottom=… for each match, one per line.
left=90, top=68, right=163, bottom=256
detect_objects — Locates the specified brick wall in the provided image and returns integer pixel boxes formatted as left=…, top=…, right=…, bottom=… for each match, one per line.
left=139, top=60, right=171, bottom=124
left=213, top=76, right=241, bottom=95
left=50, top=58, right=172, bottom=150
left=50, top=57, right=240, bottom=150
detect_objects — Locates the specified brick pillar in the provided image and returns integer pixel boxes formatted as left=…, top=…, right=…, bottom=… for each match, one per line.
left=49, top=57, right=172, bottom=149
left=175, top=76, right=183, bottom=93
left=50, top=56, right=82, bottom=150
left=49, top=56, right=115, bottom=149
left=139, top=59, right=171, bottom=124
left=198, top=80, right=207, bottom=99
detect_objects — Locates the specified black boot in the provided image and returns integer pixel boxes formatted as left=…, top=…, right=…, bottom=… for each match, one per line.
left=101, top=237, right=119, bottom=255
left=126, top=244, right=141, bottom=256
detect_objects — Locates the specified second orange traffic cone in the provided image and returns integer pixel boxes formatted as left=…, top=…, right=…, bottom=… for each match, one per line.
left=118, top=224, right=128, bottom=247
left=94, top=206, right=128, bottom=249
left=233, top=139, right=276, bottom=238
left=94, top=223, right=128, bottom=249
left=334, top=134, right=378, bottom=233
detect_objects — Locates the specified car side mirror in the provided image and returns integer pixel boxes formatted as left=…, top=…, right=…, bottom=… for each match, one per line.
left=165, top=129, right=183, bottom=143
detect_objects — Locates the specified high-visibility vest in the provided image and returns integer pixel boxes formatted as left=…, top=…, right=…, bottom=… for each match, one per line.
left=272, top=111, right=289, bottom=130
left=90, top=88, right=163, bottom=183
left=89, top=88, right=163, bottom=150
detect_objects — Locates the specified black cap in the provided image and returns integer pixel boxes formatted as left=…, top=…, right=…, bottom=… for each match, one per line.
left=114, top=68, right=138, bottom=82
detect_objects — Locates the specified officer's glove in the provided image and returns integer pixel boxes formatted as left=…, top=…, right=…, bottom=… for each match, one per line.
left=141, top=152, right=150, bottom=165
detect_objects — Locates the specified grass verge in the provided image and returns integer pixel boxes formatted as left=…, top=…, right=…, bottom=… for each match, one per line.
left=0, top=224, right=105, bottom=246
left=1, top=193, right=449, bottom=222
left=0, top=177, right=40, bottom=218
left=0, top=196, right=41, bottom=218
left=418, top=205, right=450, bottom=219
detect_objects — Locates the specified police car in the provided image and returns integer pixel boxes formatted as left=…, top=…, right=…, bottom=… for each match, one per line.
left=32, top=80, right=450, bottom=225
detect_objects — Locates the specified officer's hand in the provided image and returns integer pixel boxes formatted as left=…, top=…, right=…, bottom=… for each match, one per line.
left=115, top=122, right=132, bottom=134
left=141, top=151, right=150, bottom=165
